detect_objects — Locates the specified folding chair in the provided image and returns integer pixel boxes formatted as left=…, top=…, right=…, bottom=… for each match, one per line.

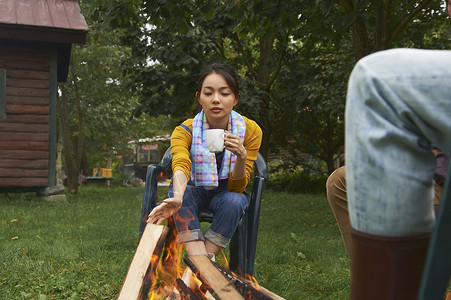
left=418, top=162, right=451, bottom=299
left=138, top=147, right=268, bottom=276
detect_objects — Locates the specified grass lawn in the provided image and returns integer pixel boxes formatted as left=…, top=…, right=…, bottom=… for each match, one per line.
left=0, top=187, right=350, bottom=299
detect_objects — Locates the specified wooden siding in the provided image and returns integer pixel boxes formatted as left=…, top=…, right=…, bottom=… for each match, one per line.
left=0, top=68, right=5, bottom=119
left=0, top=46, right=50, bottom=187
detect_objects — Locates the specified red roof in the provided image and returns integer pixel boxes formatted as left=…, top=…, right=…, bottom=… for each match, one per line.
left=0, top=0, right=88, bottom=44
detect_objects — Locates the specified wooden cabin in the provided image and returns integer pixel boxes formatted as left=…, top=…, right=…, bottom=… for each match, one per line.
left=0, top=0, right=88, bottom=191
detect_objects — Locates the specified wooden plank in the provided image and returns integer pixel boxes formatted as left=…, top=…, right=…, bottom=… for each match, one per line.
left=48, top=49, right=57, bottom=187
left=0, top=141, right=48, bottom=151
left=0, top=52, right=50, bottom=63
left=7, top=96, right=49, bottom=106
left=0, top=26, right=87, bottom=45
left=0, top=68, right=5, bottom=119
left=2, top=114, right=49, bottom=124
left=0, top=159, right=48, bottom=169
left=7, top=87, right=49, bottom=98
left=185, top=255, right=244, bottom=300
left=239, top=278, right=285, bottom=300
left=0, top=46, right=49, bottom=56
left=6, top=104, right=49, bottom=115
left=7, top=69, right=50, bottom=80
left=7, top=78, right=50, bottom=89
left=0, top=132, right=49, bottom=141
left=0, top=150, right=48, bottom=159
left=213, top=263, right=286, bottom=300
left=0, top=60, right=50, bottom=72
left=0, top=168, right=48, bottom=178
left=0, top=123, right=48, bottom=133
left=118, top=224, right=170, bottom=300
left=0, top=177, right=48, bottom=187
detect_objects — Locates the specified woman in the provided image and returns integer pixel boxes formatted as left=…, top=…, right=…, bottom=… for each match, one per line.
left=147, top=63, right=262, bottom=258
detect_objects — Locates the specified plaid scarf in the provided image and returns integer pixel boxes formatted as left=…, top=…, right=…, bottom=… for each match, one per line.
left=190, top=110, right=246, bottom=188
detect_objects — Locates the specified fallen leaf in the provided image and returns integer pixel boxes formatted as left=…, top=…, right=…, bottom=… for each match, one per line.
left=290, top=232, right=300, bottom=242
left=297, top=252, right=306, bottom=259
left=11, top=236, right=19, bottom=240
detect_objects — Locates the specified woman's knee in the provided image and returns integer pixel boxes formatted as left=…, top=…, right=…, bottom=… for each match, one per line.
left=211, top=192, right=248, bottom=214
left=224, top=192, right=249, bottom=211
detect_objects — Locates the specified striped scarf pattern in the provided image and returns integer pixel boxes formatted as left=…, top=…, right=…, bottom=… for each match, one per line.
left=190, top=110, right=246, bottom=188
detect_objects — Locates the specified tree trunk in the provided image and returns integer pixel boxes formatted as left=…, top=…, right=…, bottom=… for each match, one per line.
left=351, top=18, right=370, bottom=61
left=56, top=58, right=86, bottom=194
left=57, top=84, right=81, bottom=194
left=231, top=33, right=278, bottom=161
left=255, top=36, right=275, bottom=161
left=56, top=129, right=64, bottom=185
left=257, top=93, right=270, bottom=160
left=325, top=152, right=336, bottom=175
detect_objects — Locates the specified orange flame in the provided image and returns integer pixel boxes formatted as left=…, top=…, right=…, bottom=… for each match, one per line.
left=145, top=201, right=264, bottom=298
left=146, top=209, right=197, bottom=299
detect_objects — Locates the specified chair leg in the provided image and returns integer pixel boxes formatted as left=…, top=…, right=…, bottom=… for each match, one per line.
left=229, top=218, right=247, bottom=275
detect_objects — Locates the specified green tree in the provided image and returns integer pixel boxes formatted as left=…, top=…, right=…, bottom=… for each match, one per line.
left=58, top=20, right=172, bottom=193
left=87, top=0, right=334, bottom=159
left=85, top=0, right=449, bottom=175
left=269, top=41, right=353, bottom=174
left=334, top=0, right=443, bottom=60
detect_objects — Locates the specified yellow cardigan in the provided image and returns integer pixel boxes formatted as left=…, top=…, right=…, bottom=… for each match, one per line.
left=170, top=116, right=262, bottom=193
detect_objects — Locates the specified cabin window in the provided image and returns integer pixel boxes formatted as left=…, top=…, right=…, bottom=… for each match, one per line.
left=0, top=68, right=5, bottom=119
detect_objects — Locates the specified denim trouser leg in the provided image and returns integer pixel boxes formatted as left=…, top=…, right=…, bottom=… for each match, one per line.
left=205, top=190, right=249, bottom=247
left=345, top=48, right=451, bottom=237
left=170, top=179, right=249, bottom=247
left=169, top=184, right=204, bottom=243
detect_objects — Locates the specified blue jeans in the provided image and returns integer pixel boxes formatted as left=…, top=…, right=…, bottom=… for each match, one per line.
left=345, top=48, right=451, bottom=237
left=168, top=179, right=249, bottom=247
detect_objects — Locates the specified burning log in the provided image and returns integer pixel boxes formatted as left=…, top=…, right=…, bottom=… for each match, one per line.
left=176, top=278, right=207, bottom=300
left=118, top=224, right=170, bottom=300
left=184, top=255, right=244, bottom=300
left=118, top=223, right=285, bottom=300
left=211, top=262, right=285, bottom=300
left=184, top=255, right=285, bottom=300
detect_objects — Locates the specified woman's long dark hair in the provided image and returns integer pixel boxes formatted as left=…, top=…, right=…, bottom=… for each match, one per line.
left=194, top=63, right=241, bottom=114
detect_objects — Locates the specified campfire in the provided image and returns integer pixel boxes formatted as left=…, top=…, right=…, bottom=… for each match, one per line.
left=117, top=223, right=285, bottom=300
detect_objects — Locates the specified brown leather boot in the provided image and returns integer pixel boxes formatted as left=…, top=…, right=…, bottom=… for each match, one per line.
left=350, top=228, right=430, bottom=300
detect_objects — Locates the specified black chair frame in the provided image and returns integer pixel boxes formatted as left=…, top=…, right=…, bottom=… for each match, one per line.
left=418, top=161, right=451, bottom=299
left=138, top=147, right=268, bottom=276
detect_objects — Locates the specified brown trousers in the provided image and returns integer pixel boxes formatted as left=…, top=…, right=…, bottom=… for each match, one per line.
left=326, top=166, right=443, bottom=257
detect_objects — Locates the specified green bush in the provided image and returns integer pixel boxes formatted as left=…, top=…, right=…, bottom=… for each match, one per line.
left=267, top=163, right=328, bottom=194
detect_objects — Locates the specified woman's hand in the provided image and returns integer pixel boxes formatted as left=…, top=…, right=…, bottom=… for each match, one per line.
left=147, top=170, right=188, bottom=225
left=224, top=131, right=247, bottom=160
left=146, top=197, right=182, bottom=225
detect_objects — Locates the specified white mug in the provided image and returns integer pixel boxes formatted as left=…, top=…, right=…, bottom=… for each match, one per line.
left=205, top=129, right=226, bottom=153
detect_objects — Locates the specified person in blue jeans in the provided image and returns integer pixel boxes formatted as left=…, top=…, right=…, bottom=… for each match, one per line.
left=345, top=45, right=451, bottom=300
left=146, top=63, right=262, bottom=259
left=345, top=3, right=451, bottom=298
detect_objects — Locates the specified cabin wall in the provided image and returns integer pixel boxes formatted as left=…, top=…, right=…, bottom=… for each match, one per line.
left=0, top=45, right=51, bottom=187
